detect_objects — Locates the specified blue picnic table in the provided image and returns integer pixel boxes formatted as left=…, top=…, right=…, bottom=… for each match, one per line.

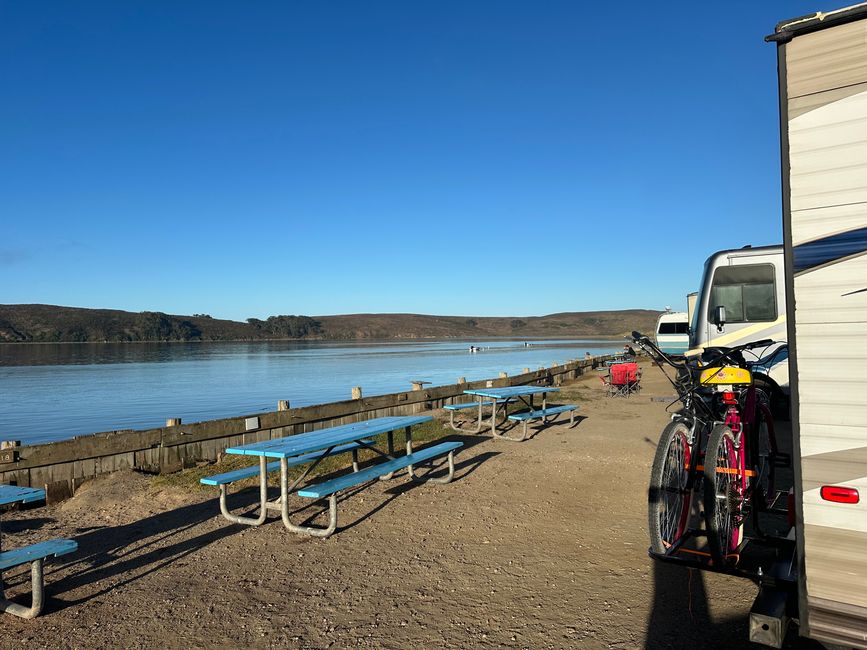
left=0, top=485, right=45, bottom=507
left=458, top=385, right=576, bottom=441
left=0, top=485, right=77, bottom=619
left=204, top=415, right=462, bottom=537
left=0, top=485, right=46, bottom=551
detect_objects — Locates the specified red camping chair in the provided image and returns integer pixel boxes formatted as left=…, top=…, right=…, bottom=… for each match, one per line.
left=601, top=362, right=641, bottom=397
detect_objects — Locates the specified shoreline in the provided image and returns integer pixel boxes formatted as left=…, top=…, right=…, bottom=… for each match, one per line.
left=0, top=334, right=628, bottom=346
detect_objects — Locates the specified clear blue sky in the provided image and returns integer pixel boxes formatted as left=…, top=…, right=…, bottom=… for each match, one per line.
left=1, top=1, right=822, bottom=321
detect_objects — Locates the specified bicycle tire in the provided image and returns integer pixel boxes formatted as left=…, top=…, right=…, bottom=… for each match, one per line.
left=648, top=419, right=693, bottom=554
left=703, top=424, right=745, bottom=564
left=754, top=402, right=777, bottom=509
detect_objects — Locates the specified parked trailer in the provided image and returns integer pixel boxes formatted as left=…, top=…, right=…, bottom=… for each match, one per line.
left=767, top=4, right=867, bottom=648
left=654, top=310, right=689, bottom=355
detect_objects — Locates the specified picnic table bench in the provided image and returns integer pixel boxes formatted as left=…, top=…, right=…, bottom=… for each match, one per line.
left=460, top=385, right=578, bottom=441
left=507, top=404, right=578, bottom=439
left=201, top=416, right=462, bottom=538
left=0, top=485, right=78, bottom=619
left=443, top=399, right=509, bottom=433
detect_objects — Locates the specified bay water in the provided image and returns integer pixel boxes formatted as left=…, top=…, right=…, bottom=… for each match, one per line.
left=0, top=338, right=623, bottom=445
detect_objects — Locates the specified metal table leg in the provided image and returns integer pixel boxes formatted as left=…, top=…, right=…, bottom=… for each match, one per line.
left=279, top=460, right=337, bottom=538
left=405, top=425, right=414, bottom=478
left=218, top=456, right=269, bottom=526
left=380, top=431, right=397, bottom=480
left=0, top=559, right=45, bottom=619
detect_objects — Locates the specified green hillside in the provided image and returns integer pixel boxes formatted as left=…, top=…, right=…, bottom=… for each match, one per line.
left=0, top=304, right=661, bottom=343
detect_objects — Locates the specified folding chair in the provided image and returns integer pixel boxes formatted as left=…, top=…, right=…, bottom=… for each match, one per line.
left=622, top=362, right=641, bottom=396
left=599, top=362, right=641, bottom=397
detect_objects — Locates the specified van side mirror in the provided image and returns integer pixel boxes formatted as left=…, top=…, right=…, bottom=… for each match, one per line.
left=712, top=306, right=726, bottom=332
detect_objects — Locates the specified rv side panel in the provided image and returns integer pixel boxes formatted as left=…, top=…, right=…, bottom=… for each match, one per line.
left=780, top=12, right=867, bottom=648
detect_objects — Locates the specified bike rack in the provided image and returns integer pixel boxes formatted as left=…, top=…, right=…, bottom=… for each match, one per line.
left=653, top=483, right=795, bottom=569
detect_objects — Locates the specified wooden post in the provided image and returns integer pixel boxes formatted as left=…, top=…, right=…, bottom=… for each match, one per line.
left=0, top=441, right=20, bottom=464
left=166, top=418, right=182, bottom=427
left=352, top=387, right=363, bottom=400
left=278, top=400, right=290, bottom=411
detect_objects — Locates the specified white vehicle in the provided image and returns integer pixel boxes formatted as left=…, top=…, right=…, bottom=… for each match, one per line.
left=763, top=5, right=867, bottom=648
left=654, top=310, right=688, bottom=355
left=688, top=245, right=790, bottom=402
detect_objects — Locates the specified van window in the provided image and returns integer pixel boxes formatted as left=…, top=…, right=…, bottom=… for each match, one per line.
left=658, top=322, right=689, bottom=334
left=708, top=264, right=776, bottom=323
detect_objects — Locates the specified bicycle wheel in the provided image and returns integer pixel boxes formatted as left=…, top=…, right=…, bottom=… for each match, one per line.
left=648, top=419, right=693, bottom=554
left=703, top=424, right=745, bottom=563
left=753, top=402, right=777, bottom=509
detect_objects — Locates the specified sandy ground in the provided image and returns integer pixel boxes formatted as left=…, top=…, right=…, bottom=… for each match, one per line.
left=0, top=363, right=821, bottom=649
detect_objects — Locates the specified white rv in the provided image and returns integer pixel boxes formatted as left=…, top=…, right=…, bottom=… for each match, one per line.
left=654, top=310, right=689, bottom=355
left=766, top=4, right=867, bottom=648
left=688, top=245, right=790, bottom=399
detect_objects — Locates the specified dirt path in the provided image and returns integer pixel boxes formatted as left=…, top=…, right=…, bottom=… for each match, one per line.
left=0, top=364, right=817, bottom=649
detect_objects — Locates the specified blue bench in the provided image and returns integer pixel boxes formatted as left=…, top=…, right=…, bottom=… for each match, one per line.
left=287, top=441, right=463, bottom=538
left=200, top=440, right=372, bottom=486
left=443, top=400, right=508, bottom=411
left=0, top=539, right=77, bottom=619
left=444, top=399, right=508, bottom=432
left=507, top=404, right=578, bottom=440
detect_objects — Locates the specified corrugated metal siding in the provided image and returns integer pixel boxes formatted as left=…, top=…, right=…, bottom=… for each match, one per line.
left=785, top=15, right=867, bottom=644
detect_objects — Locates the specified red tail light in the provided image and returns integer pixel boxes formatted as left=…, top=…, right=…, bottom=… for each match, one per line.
left=722, top=391, right=737, bottom=405
left=820, top=486, right=860, bottom=504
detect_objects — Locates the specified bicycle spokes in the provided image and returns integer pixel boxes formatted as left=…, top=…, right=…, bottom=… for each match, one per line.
left=660, top=435, right=690, bottom=544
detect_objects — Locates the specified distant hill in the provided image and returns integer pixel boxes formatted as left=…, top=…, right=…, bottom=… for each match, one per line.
left=0, top=304, right=661, bottom=343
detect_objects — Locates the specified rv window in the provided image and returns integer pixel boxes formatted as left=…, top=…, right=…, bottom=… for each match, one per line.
left=708, top=264, right=776, bottom=323
left=658, top=322, right=689, bottom=334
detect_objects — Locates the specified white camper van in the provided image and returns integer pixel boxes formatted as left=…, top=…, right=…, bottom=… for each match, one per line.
left=767, top=5, right=867, bottom=648
left=654, top=310, right=689, bottom=355
left=688, top=245, right=790, bottom=401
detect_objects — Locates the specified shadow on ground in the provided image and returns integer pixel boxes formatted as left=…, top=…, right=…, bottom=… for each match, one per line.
left=6, top=432, right=498, bottom=615
left=646, top=559, right=823, bottom=649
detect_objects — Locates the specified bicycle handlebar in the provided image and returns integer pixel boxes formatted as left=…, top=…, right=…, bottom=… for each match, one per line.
left=630, top=331, right=778, bottom=372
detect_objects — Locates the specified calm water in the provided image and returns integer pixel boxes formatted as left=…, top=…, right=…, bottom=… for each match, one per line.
left=0, top=339, right=623, bottom=445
